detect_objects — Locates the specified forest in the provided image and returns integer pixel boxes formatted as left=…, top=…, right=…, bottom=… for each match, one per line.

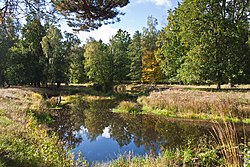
left=0, top=0, right=249, bottom=90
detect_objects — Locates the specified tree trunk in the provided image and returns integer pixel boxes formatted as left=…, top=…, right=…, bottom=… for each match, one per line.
left=217, top=82, right=221, bottom=90
left=217, top=70, right=222, bottom=90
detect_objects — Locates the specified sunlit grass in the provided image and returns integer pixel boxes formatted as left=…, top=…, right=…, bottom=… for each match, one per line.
left=114, top=101, right=140, bottom=113
left=137, top=90, right=250, bottom=122
left=0, top=88, right=73, bottom=166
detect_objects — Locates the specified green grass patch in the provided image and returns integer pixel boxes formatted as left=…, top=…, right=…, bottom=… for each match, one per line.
left=114, top=101, right=141, bottom=113
left=0, top=116, right=14, bottom=126
left=243, top=118, right=250, bottom=124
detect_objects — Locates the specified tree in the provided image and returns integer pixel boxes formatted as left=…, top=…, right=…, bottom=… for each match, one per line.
left=21, top=16, right=46, bottom=86
left=0, top=25, right=15, bottom=86
left=84, top=38, right=113, bottom=91
left=64, top=32, right=87, bottom=84
left=0, top=0, right=52, bottom=38
left=155, top=9, right=186, bottom=83
left=156, top=0, right=249, bottom=88
left=109, top=29, right=131, bottom=82
left=177, top=0, right=249, bottom=88
left=52, top=0, right=129, bottom=31
left=141, top=16, right=163, bottom=83
left=128, top=31, right=143, bottom=81
left=41, top=25, right=68, bottom=86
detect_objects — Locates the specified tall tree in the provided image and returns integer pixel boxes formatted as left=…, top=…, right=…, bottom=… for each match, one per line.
left=155, top=9, right=186, bottom=83
left=157, top=0, right=249, bottom=88
left=128, top=31, right=143, bottom=81
left=141, top=16, right=163, bottom=83
left=0, top=25, right=15, bottom=86
left=41, top=25, right=68, bottom=87
left=21, top=16, right=46, bottom=86
left=84, top=38, right=113, bottom=91
left=64, top=32, right=86, bottom=84
left=109, top=29, right=131, bottom=82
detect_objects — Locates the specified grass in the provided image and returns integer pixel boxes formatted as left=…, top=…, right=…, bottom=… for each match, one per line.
left=137, top=90, right=250, bottom=122
left=0, top=88, right=73, bottom=166
left=93, top=138, right=222, bottom=167
left=212, top=120, right=241, bottom=166
left=113, top=101, right=141, bottom=113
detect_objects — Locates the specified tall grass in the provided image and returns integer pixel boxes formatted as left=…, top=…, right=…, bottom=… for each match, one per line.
left=0, top=88, right=73, bottom=166
left=138, top=90, right=250, bottom=121
left=212, top=120, right=241, bottom=166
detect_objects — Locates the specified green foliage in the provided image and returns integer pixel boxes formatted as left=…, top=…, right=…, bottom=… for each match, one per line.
left=110, top=29, right=131, bottom=82
left=156, top=0, right=250, bottom=87
left=128, top=31, right=143, bottom=81
left=41, top=25, right=69, bottom=86
left=0, top=116, right=69, bottom=167
left=0, top=22, right=16, bottom=86
left=84, top=38, right=113, bottom=91
left=107, top=140, right=222, bottom=167
left=64, top=33, right=87, bottom=84
left=0, top=89, right=72, bottom=166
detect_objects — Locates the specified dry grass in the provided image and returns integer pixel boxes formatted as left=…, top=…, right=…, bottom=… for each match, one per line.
left=138, top=90, right=250, bottom=120
left=212, top=121, right=241, bottom=166
left=0, top=88, right=72, bottom=166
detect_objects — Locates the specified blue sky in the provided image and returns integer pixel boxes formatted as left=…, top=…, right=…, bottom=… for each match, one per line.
left=62, top=0, right=180, bottom=43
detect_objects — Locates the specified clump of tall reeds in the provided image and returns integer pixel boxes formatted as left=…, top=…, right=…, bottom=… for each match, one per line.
left=212, top=120, right=242, bottom=166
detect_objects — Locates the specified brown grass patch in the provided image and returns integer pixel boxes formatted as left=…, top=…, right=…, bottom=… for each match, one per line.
left=138, top=90, right=250, bottom=119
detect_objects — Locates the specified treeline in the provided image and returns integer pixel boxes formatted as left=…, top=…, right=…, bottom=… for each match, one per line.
left=0, top=0, right=249, bottom=90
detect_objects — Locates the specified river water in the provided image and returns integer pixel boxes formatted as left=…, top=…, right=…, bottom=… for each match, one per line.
left=49, top=97, right=248, bottom=163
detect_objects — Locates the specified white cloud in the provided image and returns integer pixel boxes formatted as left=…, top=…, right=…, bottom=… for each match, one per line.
left=135, top=0, right=172, bottom=7
left=101, top=126, right=111, bottom=138
left=60, top=22, right=119, bottom=44
left=78, top=25, right=119, bottom=44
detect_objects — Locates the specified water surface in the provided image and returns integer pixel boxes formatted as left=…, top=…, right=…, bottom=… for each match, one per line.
left=49, top=97, right=249, bottom=163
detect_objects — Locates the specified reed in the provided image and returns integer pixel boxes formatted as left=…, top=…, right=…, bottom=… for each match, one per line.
left=212, top=120, right=241, bottom=166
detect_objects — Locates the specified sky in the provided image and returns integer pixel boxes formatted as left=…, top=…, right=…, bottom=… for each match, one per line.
left=62, top=0, right=180, bottom=44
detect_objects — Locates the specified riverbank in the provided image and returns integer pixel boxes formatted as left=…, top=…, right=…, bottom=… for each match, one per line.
left=115, top=85, right=250, bottom=124
left=0, top=88, right=73, bottom=167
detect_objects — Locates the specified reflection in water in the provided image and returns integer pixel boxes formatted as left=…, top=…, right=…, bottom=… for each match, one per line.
left=49, top=97, right=247, bottom=163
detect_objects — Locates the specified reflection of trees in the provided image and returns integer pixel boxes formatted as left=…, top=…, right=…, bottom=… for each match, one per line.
left=109, top=113, right=133, bottom=147
left=84, top=111, right=110, bottom=141
left=109, top=114, right=212, bottom=153
left=51, top=96, right=213, bottom=154
left=49, top=106, right=86, bottom=149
